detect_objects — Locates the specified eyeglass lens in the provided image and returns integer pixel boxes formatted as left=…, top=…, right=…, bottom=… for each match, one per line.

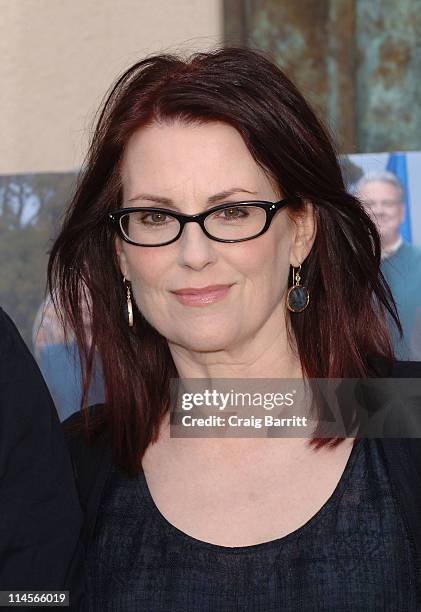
left=119, top=205, right=267, bottom=245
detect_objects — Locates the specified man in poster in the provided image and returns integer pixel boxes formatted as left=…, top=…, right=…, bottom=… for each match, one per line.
left=356, top=170, right=421, bottom=360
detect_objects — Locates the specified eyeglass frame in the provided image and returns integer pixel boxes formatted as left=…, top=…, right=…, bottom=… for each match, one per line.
left=108, top=197, right=300, bottom=247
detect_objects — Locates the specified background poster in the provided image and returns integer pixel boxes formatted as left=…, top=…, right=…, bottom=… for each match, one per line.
left=0, top=171, right=104, bottom=420
left=342, top=151, right=421, bottom=247
left=342, top=151, right=421, bottom=360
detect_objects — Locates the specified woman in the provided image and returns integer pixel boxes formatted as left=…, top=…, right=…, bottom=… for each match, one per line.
left=49, top=48, right=421, bottom=610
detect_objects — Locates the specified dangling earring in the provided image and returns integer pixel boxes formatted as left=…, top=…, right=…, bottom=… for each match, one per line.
left=123, top=277, right=134, bottom=327
left=286, top=264, right=310, bottom=312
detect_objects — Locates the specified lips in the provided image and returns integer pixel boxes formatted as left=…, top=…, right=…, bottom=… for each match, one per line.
left=171, top=284, right=234, bottom=307
left=172, top=284, right=233, bottom=295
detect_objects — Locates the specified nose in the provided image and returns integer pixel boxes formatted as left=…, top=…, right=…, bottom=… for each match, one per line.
left=372, top=201, right=389, bottom=216
left=176, top=220, right=218, bottom=271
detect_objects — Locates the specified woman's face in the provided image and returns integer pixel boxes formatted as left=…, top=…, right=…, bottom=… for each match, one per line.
left=117, top=120, right=307, bottom=353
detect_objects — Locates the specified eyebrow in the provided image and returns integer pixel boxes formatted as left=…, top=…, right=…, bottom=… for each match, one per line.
left=126, top=188, right=259, bottom=211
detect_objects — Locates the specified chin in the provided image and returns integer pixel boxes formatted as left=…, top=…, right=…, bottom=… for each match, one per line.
left=170, top=330, right=235, bottom=354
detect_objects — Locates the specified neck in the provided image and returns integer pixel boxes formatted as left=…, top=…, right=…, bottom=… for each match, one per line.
left=381, top=235, right=403, bottom=259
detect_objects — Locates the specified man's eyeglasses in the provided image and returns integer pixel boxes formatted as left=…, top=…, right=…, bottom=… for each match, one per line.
left=108, top=198, right=298, bottom=247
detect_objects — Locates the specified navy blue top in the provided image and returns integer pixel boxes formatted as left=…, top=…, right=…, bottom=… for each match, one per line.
left=86, top=437, right=419, bottom=611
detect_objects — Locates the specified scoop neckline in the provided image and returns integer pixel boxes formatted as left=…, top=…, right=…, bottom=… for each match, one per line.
left=135, top=437, right=366, bottom=554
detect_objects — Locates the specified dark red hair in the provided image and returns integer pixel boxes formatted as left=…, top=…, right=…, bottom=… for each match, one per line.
left=48, top=47, right=400, bottom=475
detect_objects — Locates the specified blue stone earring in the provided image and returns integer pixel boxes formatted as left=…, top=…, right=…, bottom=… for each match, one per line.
left=286, top=264, right=310, bottom=313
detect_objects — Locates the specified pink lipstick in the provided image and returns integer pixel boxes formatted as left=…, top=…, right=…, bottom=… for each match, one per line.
left=171, top=284, right=233, bottom=307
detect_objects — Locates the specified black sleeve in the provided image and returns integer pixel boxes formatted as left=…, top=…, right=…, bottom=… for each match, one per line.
left=0, top=307, right=85, bottom=604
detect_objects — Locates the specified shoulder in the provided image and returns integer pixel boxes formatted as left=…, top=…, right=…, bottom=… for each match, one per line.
left=379, top=359, right=421, bottom=455
left=399, top=242, right=421, bottom=265
left=0, top=306, right=58, bottom=436
left=0, top=307, right=54, bottom=407
left=366, top=355, right=421, bottom=377
left=0, top=306, right=27, bottom=361
left=62, top=404, right=113, bottom=515
left=62, top=403, right=105, bottom=429
left=62, top=404, right=111, bottom=488
left=390, top=360, right=421, bottom=377
left=62, top=403, right=109, bottom=448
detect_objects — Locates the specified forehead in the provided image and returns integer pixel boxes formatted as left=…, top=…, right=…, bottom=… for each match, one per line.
left=358, top=180, right=401, bottom=202
left=120, top=120, right=273, bottom=196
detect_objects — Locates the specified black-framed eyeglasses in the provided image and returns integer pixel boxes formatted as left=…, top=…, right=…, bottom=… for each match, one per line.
left=108, top=198, right=299, bottom=247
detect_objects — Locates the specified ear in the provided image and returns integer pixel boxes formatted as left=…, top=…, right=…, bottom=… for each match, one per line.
left=115, top=237, right=131, bottom=280
left=289, top=201, right=316, bottom=267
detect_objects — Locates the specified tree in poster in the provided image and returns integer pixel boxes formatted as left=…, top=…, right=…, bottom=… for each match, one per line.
left=0, top=172, right=77, bottom=350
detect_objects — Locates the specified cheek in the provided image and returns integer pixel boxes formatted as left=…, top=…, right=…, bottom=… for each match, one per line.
left=230, top=232, right=290, bottom=292
left=394, top=210, right=403, bottom=223
left=125, top=249, right=169, bottom=294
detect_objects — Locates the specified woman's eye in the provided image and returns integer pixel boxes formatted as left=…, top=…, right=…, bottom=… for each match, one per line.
left=220, top=207, right=247, bottom=219
left=138, top=212, right=169, bottom=224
